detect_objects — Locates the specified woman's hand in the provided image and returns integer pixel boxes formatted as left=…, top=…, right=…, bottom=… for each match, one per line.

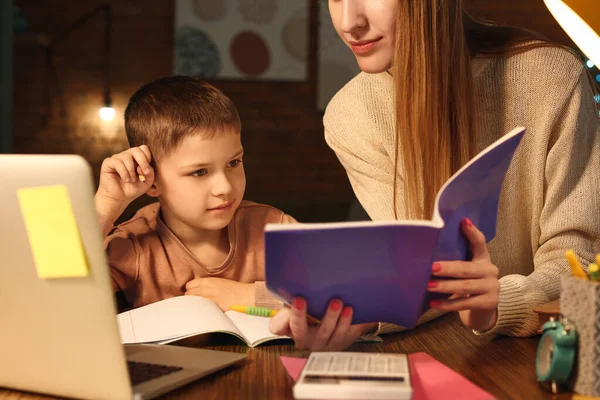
left=269, top=297, right=377, bottom=351
left=427, top=218, right=500, bottom=331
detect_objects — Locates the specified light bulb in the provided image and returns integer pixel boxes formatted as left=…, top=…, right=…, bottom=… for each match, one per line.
left=587, top=59, right=595, bottom=68
left=99, top=106, right=115, bottom=121
left=545, top=0, right=600, bottom=68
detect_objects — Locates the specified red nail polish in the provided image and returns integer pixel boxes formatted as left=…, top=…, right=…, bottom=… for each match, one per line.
left=427, top=281, right=438, bottom=289
left=292, top=298, right=305, bottom=310
left=430, top=300, right=441, bottom=307
left=342, top=306, right=352, bottom=318
left=432, top=263, right=442, bottom=273
left=330, top=299, right=342, bottom=312
left=463, top=218, right=473, bottom=228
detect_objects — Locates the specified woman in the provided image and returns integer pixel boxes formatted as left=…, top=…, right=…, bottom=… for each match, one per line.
left=269, top=0, right=600, bottom=350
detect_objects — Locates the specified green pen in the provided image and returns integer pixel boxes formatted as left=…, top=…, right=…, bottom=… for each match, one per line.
left=230, top=305, right=278, bottom=317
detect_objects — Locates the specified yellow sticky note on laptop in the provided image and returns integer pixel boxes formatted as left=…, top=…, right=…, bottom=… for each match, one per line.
left=17, top=185, right=88, bottom=278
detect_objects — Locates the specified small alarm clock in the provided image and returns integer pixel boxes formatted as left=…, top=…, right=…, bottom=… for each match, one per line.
left=535, top=316, right=577, bottom=394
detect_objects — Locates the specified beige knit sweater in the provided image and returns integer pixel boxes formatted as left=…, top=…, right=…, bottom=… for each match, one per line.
left=324, top=46, right=600, bottom=337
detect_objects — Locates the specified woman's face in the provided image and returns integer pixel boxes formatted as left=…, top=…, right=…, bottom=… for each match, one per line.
left=329, top=0, right=398, bottom=73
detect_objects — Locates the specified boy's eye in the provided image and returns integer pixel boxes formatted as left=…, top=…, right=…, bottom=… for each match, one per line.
left=191, top=168, right=208, bottom=177
left=228, top=159, right=243, bottom=168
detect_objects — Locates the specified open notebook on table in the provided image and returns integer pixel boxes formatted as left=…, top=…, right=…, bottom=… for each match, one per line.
left=117, top=295, right=289, bottom=347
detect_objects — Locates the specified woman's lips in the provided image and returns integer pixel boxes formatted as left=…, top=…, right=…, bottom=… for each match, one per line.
left=349, top=38, right=382, bottom=55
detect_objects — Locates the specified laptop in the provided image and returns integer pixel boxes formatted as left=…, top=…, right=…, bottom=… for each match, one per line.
left=0, top=155, right=246, bottom=399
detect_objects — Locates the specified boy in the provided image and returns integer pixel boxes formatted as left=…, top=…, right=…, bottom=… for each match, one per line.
left=94, top=76, right=295, bottom=311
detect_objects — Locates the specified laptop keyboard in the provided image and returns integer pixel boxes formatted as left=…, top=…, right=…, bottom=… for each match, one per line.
left=127, top=360, right=183, bottom=386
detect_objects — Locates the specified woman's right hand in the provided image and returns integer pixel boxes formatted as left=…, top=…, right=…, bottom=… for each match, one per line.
left=94, top=145, right=155, bottom=221
left=269, top=297, right=377, bottom=351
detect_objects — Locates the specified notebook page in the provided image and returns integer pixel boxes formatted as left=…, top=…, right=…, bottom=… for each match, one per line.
left=117, top=296, right=241, bottom=344
left=224, top=311, right=289, bottom=346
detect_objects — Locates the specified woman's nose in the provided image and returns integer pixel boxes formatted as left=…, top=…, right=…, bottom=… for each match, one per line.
left=340, top=0, right=367, bottom=34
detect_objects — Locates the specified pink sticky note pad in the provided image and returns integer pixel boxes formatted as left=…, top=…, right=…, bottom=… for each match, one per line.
left=280, top=352, right=494, bottom=400
left=280, top=356, right=307, bottom=382
left=408, top=352, right=494, bottom=400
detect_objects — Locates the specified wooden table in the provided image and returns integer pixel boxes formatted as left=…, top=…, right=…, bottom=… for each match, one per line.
left=0, top=313, right=573, bottom=400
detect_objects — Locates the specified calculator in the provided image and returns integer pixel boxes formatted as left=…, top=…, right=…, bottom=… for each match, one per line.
left=293, top=352, right=412, bottom=400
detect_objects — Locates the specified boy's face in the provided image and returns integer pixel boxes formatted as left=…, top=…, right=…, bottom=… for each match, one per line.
left=153, top=127, right=246, bottom=233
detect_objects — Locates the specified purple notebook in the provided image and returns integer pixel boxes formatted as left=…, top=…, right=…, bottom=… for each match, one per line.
left=265, top=127, right=526, bottom=328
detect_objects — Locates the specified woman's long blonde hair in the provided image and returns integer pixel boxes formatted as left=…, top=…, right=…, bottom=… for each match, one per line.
left=391, top=1, right=552, bottom=220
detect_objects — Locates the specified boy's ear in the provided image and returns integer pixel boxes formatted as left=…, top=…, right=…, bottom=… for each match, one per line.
left=146, top=183, right=160, bottom=198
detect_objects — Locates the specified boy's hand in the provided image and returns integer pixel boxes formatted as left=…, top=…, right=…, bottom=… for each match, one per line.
left=184, top=277, right=255, bottom=311
left=95, top=145, right=154, bottom=222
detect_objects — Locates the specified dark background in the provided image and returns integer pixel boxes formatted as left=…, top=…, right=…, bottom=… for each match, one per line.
left=7, top=0, right=587, bottom=221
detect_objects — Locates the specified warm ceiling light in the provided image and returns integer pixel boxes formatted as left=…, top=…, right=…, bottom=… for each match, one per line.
left=99, top=106, right=115, bottom=121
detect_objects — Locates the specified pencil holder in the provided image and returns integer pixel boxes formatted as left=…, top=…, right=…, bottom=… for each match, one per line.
left=560, top=275, right=600, bottom=396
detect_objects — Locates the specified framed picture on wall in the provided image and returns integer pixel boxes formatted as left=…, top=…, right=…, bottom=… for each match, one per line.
left=174, top=0, right=309, bottom=81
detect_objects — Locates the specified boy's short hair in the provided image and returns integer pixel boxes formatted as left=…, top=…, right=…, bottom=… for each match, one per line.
left=124, top=76, right=241, bottom=160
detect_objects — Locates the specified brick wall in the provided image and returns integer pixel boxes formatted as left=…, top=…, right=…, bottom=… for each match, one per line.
left=12, top=0, right=573, bottom=221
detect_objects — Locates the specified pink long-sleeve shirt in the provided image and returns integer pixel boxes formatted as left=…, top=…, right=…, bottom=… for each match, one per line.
left=99, top=200, right=296, bottom=309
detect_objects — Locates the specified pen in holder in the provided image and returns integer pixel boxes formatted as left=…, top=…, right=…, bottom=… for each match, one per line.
left=560, top=275, right=600, bottom=397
